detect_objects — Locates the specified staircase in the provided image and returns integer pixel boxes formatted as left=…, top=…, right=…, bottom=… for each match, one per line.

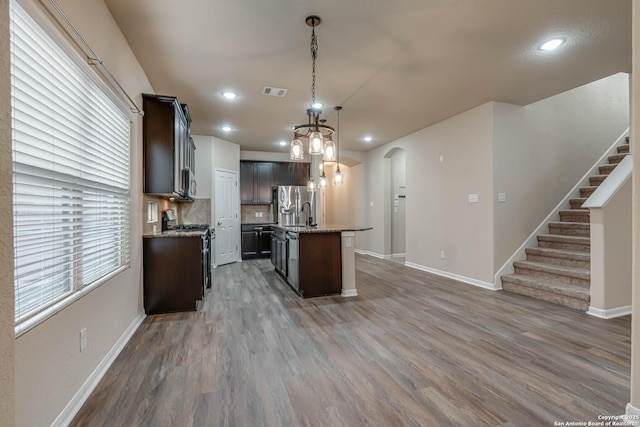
left=500, top=138, right=629, bottom=311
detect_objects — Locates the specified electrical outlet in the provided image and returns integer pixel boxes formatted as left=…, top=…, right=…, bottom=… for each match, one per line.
left=468, top=193, right=479, bottom=203
left=346, top=237, right=352, bottom=248
left=80, top=328, right=87, bottom=352
left=498, top=193, right=506, bottom=202
left=440, top=251, right=445, bottom=259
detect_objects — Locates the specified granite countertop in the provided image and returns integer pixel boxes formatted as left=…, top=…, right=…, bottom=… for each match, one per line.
left=143, top=229, right=209, bottom=238
left=272, top=224, right=373, bottom=234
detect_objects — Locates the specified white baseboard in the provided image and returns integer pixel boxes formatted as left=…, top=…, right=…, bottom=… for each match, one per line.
left=587, top=305, right=632, bottom=319
left=627, top=403, right=640, bottom=426
left=355, top=249, right=390, bottom=259
left=391, top=253, right=406, bottom=258
left=52, top=313, right=146, bottom=427
left=405, top=261, right=500, bottom=291
left=341, top=289, right=358, bottom=297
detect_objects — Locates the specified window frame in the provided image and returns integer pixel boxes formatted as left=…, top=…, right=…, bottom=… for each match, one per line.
left=11, top=0, right=135, bottom=336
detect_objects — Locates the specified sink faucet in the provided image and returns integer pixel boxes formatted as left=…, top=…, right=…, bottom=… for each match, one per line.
left=301, top=201, right=312, bottom=226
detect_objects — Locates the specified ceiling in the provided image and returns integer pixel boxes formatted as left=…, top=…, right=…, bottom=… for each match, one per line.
left=104, top=0, right=631, bottom=153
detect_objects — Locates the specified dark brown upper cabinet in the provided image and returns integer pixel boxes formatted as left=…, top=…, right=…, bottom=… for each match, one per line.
left=142, top=94, right=194, bottom=200
left=240, top=161, right=310, bottom=204
left=240, top=162, right=273, bottom=204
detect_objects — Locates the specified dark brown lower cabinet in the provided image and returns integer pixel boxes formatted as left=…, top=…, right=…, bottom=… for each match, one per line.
left=143, top=236, right=204, bottom=314
left=298, top=233, right=342, bottom=298
left=241, top=224, right=272, bottom=259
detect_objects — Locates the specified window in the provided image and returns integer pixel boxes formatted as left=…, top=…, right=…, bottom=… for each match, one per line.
left=10, top=0, right=131, bottom=334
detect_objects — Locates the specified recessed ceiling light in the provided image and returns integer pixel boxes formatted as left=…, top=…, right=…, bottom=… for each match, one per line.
left=278, top=140, right=288, bottom=146
left=221, top=125, right=233, bottom=132
left=364, top=136, right=373, bottom=142
left=221, top=91, right=237, bottom=100
left=539, top=38, right=565, bottom=51
left=311, top=102, right=323, bottom=109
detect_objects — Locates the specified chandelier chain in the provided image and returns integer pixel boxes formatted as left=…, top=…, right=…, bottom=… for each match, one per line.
left=310, top=26, right=318, bottom=105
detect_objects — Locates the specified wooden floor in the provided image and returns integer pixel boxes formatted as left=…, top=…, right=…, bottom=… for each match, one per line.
left=71, top=255, right=631, bottom=427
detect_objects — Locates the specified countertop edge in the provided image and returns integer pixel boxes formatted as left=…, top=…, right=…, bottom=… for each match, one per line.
left=272, top=224, right=373, bottom=234
left=143, top=230, right=208, bottom=238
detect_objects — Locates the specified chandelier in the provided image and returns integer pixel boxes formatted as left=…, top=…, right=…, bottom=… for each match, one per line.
left=290, top=16, right=336, bottom=160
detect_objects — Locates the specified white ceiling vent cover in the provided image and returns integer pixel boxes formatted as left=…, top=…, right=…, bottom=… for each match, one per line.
left=262, top=86, right=288, bottom=97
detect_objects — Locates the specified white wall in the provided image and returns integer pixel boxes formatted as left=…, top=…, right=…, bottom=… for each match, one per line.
left=0, top=0, right=15, bottom=425
left=7, top=1, right=153, bottom=425
left=589, top=179, right=632, bottom=312
left=240, top=150, right=310, bottom=163
left=630, top=0, right=640, bottom=411
left=363, top=103, right=495, bottom=284
left=192, top=135, right=212, bottom=199
left=324, top=163, right=356, bottom=225
left=493, top=73, right=629, bottom=271
left=359, top=73, right=629, bottom=287
left=193, top=134, right=240, bottom=221
left=390, top=149, right=406, bottom=255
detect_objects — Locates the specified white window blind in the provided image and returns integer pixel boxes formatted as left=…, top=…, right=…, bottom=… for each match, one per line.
left=10, top=0, right=131, bottom=333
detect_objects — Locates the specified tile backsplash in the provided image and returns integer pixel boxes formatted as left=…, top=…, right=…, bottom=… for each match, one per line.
left=241, top=204, right=273, bottom=224
left=142, top=197, right=212, bottom=234
left=180, top=199, right=211, bottom=225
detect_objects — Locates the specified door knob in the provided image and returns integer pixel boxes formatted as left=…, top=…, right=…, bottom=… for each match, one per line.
left=217, top=221, right=222, bottom=226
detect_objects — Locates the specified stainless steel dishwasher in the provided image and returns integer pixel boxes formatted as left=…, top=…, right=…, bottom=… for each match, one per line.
left=287, top=231, right=299, bottom=291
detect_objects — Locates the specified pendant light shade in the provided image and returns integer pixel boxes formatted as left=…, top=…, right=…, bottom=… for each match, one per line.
left=307, top=177, right=316, bottom=192
left=334, top=166, right=344, bottom=186
left=319, top=172, right=327, bottom=189
left=309, top=131, right=324, bottom=155
left=290, top=139, right=304, bottom=160
left=323, top=138, right=336, bottom=162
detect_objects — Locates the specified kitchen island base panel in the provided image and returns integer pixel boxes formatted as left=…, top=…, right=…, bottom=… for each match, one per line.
left=298, top=232, right=342, bottom=298
left=340, top=231, right=358, bottom=297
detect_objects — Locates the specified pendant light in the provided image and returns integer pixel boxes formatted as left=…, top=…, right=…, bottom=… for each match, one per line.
left=323, top=137, right=336, bottom=162
left=289, top=16, right=336, bottom=160
left=307, top=177, right=316, bottom=192
left=319, top=159, right=328, bottom=189
left=290, top=138, right=304, bottom=160
left=333, top=106, right=344, bottom=186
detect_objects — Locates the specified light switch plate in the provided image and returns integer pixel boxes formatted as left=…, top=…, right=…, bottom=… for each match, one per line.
left=468, top=193, right=479, bottom=203
left=498, top=193, right=506, bottom=202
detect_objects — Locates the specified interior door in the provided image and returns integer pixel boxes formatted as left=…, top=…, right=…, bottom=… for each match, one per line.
left=214, top=169, right=239, bottom=266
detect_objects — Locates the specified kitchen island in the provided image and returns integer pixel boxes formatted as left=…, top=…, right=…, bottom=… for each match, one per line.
left=271, top=224, right=372, bottom=298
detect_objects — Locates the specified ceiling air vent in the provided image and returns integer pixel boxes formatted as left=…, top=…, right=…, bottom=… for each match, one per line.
left=262, top=86, right=288, bottom=97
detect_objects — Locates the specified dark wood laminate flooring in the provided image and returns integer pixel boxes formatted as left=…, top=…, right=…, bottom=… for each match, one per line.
left=71, top=255, right=631, bottom=427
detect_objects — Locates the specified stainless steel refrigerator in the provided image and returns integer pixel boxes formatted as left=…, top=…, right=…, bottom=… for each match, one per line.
left=272, top=185, right=316, bottom=226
